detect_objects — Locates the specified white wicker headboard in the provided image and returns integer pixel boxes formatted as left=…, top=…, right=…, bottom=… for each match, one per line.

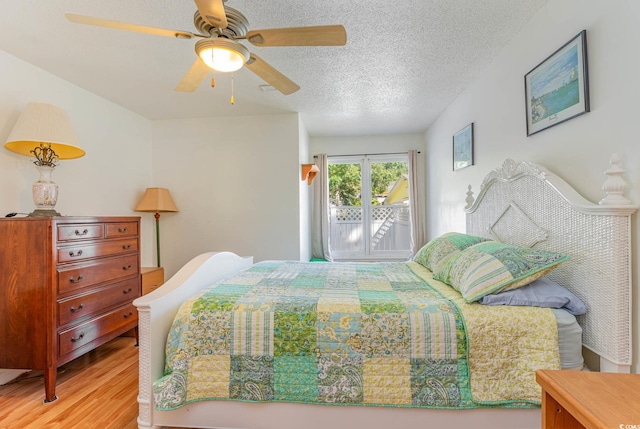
left=464, top=157, right=637, bottom=372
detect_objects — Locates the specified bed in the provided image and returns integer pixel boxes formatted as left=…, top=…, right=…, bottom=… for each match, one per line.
left=134, top=157, right=637, bottom=429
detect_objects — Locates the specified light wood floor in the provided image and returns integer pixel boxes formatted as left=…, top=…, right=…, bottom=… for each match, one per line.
left=0, top=337, right=147, bottom=429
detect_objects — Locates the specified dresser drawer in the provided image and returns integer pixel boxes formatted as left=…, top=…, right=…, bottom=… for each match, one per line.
left=58, top=303, right=137, bottom=356
left=105, top=222, right=138, bottom=238
left=57, top=224, right=104, bottom=242
left=57, top=278, right=140, bottom=326
left=57, top=239, right=138, bottom=263
left=57, top=255, right=139, bottom=295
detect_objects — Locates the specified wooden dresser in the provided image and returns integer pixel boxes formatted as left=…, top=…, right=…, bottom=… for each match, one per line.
left=0, top=216, right=141, bottom=402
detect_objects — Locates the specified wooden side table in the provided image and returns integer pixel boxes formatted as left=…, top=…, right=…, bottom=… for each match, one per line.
left=536, top=369, right=640, bottom=429
left=141, top=267, right=165, bottom=295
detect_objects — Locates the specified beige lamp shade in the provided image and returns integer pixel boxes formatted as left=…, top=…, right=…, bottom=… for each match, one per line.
left=4, top=102, right=85, bottom=159
left=134, top=188, right=179, bottom=213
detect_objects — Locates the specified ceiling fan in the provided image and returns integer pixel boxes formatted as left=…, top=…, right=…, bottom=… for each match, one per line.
left=65, top=0, right=347, bottom=95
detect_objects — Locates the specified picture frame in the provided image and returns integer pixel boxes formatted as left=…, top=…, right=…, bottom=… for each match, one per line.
left=453, top=123, right=474, bottom=171
left=525, top=30, right=589, bottom=136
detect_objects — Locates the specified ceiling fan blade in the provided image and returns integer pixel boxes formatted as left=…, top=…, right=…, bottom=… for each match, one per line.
left=65, top=13, right=195, bottom=39
left=246, top=25, right=346, bottom=47
left=175, top=59, right=211, bottom=92
left=194, top=0, right=228, bottom=29
left=244, top=54, right=300, bottom=95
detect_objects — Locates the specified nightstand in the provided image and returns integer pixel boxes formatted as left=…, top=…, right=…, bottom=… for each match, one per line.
left=536, top=369, right=640, bottom=428
left=141, top=267, right=165, bottom=295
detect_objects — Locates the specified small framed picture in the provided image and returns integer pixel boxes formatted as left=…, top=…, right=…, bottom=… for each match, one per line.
left=453, top=123, right=474, bottom=171
left=525, top=30, right=589, bottom=136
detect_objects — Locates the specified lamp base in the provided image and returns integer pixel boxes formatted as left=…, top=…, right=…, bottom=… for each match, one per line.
left=32, top=165, right=60, bottom=216
left=28, top=209, right=61, bottom=217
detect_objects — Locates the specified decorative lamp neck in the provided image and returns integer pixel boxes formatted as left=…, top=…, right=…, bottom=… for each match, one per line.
left=31, top=143, right=59, bottom=167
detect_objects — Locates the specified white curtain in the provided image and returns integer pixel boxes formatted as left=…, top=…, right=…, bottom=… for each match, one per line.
left=311, top=154, right=332, bottom=261
left=408, top=149, right=426, bottom=256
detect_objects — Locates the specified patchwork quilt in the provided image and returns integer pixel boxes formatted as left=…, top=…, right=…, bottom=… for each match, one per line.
left=154, top=260, right=559, bottom=410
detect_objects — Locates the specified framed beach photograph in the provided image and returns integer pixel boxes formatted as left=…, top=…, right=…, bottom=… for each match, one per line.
left=453, top=123, right=474, bottom=171
left=525, top=30, right=589, bottom=136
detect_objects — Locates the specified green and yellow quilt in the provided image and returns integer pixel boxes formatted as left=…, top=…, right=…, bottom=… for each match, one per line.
left=154, top=260, right=559, bottom=410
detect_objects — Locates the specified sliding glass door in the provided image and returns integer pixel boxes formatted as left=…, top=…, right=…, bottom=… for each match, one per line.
left=328, top=154, right=411, bottom=260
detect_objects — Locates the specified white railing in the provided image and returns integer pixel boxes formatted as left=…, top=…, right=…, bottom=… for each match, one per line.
left=330, top=205, right=410, bottom=253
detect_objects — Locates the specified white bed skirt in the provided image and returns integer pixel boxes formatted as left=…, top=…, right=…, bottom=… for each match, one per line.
left=151, top=401, right=541, bottom=429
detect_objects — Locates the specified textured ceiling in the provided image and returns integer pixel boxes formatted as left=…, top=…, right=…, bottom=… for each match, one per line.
left=0, top=0, right=548, bottom=136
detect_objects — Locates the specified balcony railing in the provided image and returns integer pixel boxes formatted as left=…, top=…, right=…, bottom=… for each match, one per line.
left=330, top=205, right=410, bottom=255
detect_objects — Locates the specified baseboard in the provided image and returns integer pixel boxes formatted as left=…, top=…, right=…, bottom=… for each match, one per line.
left=0, top=369, right=30, bottom=385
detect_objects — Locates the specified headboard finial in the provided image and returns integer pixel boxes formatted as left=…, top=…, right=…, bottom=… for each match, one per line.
left=599, top=153, right=632, bottom=205
left=464, top=185, right=475, bottom=210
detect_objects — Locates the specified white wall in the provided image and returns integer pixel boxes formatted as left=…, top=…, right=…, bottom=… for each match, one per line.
left=151, top=113, right=306, bottom=276
left=424, top=0, right=640, bottom=372
left=0, top=49, right=153, bottom=383
left=310, top=134, right=426, bottom=158
left=0, top=50, right=153, bottom=214
left=0, top=50, right=154, bottom=262
left=298, top=117, right=312, bottom=261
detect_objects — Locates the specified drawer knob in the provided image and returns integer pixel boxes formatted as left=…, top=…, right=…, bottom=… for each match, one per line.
left=123, top=311, right=133, bottom=319
left=70, top=333, right=85, bottom=343
left=118, top=227, right=128, bottom=233
left=69, top=249, right=83, bottom=257
left=69, top=275, right=83, bottom=284
left=74, top=229, right=88, bottom=236
left=123, top=287, right=133, bottom=294
left=70, top=304, right=84, bottom=313
left=122, top=264, right=132, bottom=271
left=122, top=244, right=131, bottom=250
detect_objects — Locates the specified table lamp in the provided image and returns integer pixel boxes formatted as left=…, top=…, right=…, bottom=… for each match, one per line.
left=4, top=102, right=85, bottom=216
left=134, top=187, right=178, bottom=267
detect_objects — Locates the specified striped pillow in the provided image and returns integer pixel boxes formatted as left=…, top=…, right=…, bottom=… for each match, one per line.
left=413, top=232, right=489, bottom=272
left=433, top=241, right=569, bottom=303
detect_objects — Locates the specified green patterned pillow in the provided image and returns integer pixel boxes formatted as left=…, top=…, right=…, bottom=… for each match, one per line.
left=413, top=232, right=489, bottom=272
left=433, top=241, right=569, bottom=303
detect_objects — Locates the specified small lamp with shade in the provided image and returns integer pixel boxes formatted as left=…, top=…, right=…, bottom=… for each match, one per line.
left=4, top=102, right=85, bottom=216
left=134, top=187, right=178, bottom=267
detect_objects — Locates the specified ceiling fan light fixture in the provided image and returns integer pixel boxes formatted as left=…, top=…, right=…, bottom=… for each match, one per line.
left=196, top=38, right=249, bottom=72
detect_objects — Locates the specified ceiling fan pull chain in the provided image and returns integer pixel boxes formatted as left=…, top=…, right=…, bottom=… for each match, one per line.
left=230, top=74, right=235, bottom=105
